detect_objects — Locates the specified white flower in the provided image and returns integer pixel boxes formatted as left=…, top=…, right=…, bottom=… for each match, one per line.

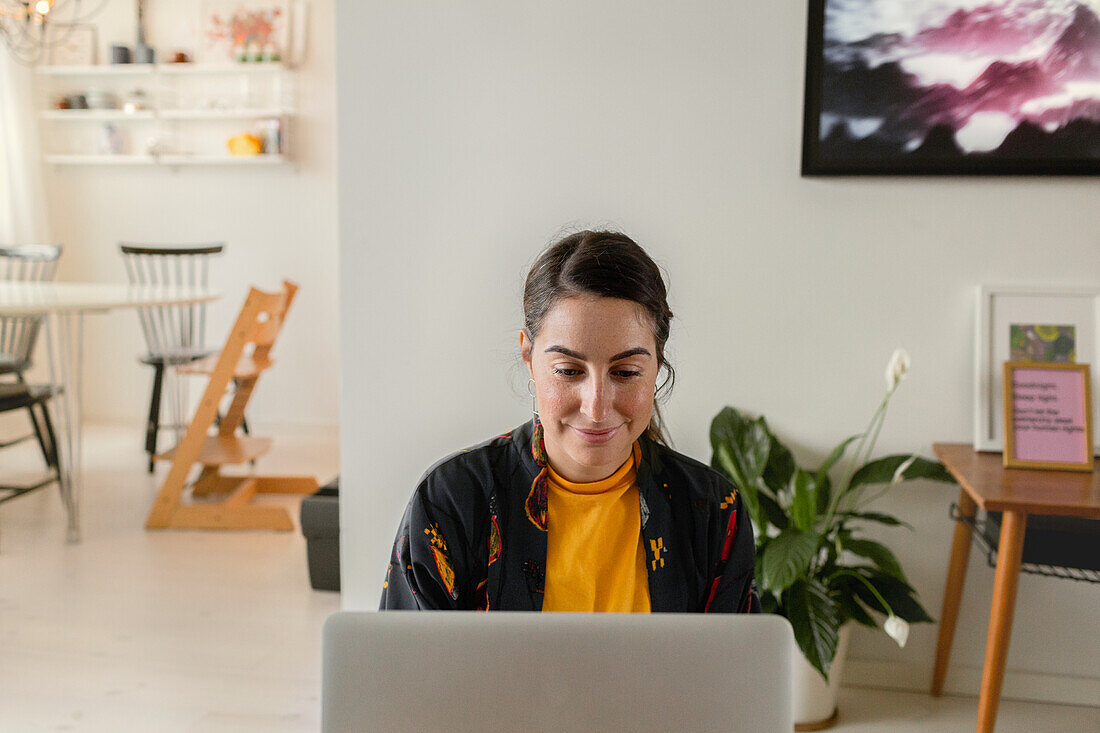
left=885, top=348, right=911, bottom=391
left=884, top=614, right=909, bottom=648
left=891, top=454, right=918, bottom=484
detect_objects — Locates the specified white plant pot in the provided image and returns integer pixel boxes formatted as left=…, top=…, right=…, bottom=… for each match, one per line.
left=791, top=623, right=852, bottom=730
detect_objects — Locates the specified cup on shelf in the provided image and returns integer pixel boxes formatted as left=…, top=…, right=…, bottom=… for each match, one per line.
left=135, top=44, right=156, bottom=64
left=110, top=45, right=132, bottom=64
left=86, top=90, right=119, bottom=110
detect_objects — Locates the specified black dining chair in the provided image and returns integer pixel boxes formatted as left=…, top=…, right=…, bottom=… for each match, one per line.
left=119, top=242, right=248, bottom=471
left=0, top=245, right=64, bottom=504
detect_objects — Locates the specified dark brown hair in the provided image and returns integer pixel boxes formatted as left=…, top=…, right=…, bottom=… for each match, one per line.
left=522, top=230, right=675, bottom=445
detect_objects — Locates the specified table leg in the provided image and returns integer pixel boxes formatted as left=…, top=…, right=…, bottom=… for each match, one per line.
left=43, top=312, right=85, bottom=543
left=932, top=487, right=977, bottom=696
left=976, top=510, right=1027, bottom=733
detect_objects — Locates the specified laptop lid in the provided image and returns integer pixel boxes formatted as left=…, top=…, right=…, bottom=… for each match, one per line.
left=322, top=611, right=793, bottom=732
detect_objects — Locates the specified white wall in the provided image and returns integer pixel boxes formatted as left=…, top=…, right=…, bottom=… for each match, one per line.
left=336, top=1, right=1100, bottom=703
left=37, top=0, right=338, bottom=428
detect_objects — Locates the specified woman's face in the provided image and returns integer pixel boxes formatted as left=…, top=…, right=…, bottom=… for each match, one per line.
left=521, top=295, right=659, bottom=483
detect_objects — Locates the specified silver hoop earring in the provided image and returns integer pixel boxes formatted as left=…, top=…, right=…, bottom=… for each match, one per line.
left=527, top=378, right=539, bottom=419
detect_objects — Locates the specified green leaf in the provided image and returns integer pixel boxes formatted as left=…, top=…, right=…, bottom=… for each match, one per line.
left=761, top=529, right=821, bottom=593
left=710, top=439, right=746, bottom=488
left=828, top=572, right=881, bottom=627
left=848, top=455, right=956, bottom=494
left=789, top=469, right=817, bottom=532
left=845, top=569, right=934, bottom=624
left=710, top=408, right=773, bottom=527
left=812, top=435, right=857, bottom=515
left=815, top=434, right=860, bottom=485
left=757, top=493, right=789, bottom=531
left=839, top=511, right=913, bottom=531
left=762, top=435, right=796, bottom=496
left=786, top=578, right=840, bottom=680
left=816, top=472, right=832, bottom=515
left=864, top=572, right=934, bottom=624
left=833, top=588, right=878, bottom=628
left=710, top=408, right=771, bottom=485
left=714, top=443, right=761, bottom=523
left=760, top=592, right=779, bottom=615
left=840, top=537, right=906, bottom=581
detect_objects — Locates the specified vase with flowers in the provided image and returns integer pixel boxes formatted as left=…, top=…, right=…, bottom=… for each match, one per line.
left=709, top=349, right=957, bottom=729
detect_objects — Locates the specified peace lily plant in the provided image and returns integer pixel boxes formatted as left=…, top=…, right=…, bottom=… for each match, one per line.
left=710, top=349, right=956, bottom=680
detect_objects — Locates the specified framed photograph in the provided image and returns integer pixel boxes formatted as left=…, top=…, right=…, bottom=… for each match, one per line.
left=975, top=285, right=1100, bottom=454
left=802, top=0, right=1100, bottom=175
left=1003, top=362, right=1093, bottom=471
left=46, top=24, right=98, bottom=66
left=201, top=0, right=290, bottom=61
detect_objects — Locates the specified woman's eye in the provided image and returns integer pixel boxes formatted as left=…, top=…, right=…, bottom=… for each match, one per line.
left=552, top=368, right=583, bottom=377
left=614, top=370, right=642, bottom=379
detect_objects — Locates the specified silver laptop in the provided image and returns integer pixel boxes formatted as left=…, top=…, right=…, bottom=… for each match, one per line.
left=322, top=611, right=793, bottom=732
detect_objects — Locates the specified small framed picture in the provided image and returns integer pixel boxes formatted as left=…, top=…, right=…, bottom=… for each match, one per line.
left=46, top=24, right=99, bottom=66
left=1003, top=362, right=1093, bottom=472
left=974, top=285, right=1100, bottom=455
left=200, top=0, right=290, bottom=62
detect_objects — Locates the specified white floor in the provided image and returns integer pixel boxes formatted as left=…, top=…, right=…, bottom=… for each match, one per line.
left=0, top=421, right=341, bottom=732
left=1, top=422, right=1096, bottom=732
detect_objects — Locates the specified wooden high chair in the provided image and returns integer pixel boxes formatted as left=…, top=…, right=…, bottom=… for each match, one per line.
left=145, top=280, right=318, bottom=531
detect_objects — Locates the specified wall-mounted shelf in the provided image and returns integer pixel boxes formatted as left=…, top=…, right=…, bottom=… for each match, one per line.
left=43, top=154, right=155, bottom=165
left=156, top=63, right=289, bottom=75
left=159, top=108, right=294, bottom=120
left=44, top=153, right=291, bottom=167
left=158, top=154, right=290, bottom=166
left=37, top=64, right=156, bottom=77
left=36, top=62, right=289, bottom=76
left=36, top=63, right=296, bottom=168
left=40, top=109, right=156, bottom=121
left=40, top=108, right=293, bottom=121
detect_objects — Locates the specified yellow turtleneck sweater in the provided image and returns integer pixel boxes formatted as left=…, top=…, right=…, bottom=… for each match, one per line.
left=542, top=443, right=651, bottom=612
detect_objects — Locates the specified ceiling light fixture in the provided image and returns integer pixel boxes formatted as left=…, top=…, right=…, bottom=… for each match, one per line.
left=0, top=0, right=109, bottom=65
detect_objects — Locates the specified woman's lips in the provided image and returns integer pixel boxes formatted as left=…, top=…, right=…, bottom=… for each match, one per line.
left=571, top=425, right=621, bottom=444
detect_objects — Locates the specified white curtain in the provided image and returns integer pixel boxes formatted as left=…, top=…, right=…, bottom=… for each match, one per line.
left=0, top=49, right=50, bottom=245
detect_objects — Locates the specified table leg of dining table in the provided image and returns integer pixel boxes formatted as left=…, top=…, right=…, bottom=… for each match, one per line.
left=43, top=312, right=85, bottom=543
left=932, top=487, right=977, bottom=696
left=976, top=509, right=1027, bottom=733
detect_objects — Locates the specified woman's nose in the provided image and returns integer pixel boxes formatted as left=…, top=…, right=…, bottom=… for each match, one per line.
left=580, top=376, right=610, bottom=422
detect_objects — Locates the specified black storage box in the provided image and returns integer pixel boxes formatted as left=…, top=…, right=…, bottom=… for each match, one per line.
left=983, top=511, right=1100, bottom=571
left=301, top=477, right=340, bottom=591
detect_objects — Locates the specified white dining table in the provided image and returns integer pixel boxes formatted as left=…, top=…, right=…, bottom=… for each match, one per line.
left=0, top=281, right=220, bottom=542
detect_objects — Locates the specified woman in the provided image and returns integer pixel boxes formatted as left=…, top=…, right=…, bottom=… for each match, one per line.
left=380, top=230, right=758, bottom=613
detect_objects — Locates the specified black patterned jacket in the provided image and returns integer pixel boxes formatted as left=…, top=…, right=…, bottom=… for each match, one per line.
left=379, top=418, right=759, bottom=613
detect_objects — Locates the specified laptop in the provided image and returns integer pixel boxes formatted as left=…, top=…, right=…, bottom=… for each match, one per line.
left=322, top=611, right=793, bottom=732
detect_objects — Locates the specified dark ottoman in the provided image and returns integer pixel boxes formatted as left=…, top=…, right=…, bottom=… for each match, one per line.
left=301, top=477, right=340, bottom=591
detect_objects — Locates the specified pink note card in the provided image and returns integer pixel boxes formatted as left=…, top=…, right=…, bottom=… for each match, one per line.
left=1010, top=367, right=1087, bottom=463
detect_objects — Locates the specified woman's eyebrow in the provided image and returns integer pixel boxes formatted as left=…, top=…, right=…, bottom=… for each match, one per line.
left=544, top=346, right=652, bottom=361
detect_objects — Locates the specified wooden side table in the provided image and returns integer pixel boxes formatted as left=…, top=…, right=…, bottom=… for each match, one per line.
left=930, top=443, right=1100, bottom=733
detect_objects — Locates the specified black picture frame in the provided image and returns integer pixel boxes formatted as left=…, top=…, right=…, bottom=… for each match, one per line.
left=801, top=0, right=1100, bottom=176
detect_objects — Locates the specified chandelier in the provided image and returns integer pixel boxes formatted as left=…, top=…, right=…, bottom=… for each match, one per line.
left=0, top=0, right=108, bottom=65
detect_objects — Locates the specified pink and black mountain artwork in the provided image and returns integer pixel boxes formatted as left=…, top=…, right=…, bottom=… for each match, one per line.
left=817, top=0, right=1100, bottom=166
